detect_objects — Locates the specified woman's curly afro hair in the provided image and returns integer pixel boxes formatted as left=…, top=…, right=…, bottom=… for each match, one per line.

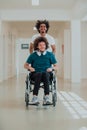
left=35, top=20, right=50, bottom=33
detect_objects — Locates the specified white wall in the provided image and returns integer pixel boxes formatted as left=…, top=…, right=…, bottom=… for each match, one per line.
left=64, top=29, right=71, bottom=79
left=60, top=21, right=87, bottom=81
left=57, top=29, right=64, bottom=78
left=81, top=22, right=87, bottom=79
left=71, top=20, right=81, bottom=82
left=0, top=22, right=17, bottom=81
left=0, top=20, right=3, bottom=82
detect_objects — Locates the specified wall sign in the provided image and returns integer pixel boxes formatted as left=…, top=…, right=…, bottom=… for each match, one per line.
left=21, top=44, right=29, bottom=49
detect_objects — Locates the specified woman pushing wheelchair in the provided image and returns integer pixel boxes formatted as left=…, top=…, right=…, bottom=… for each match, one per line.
left=24, top=36, right=58, bottom=105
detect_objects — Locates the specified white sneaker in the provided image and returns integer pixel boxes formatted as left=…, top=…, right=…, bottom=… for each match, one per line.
left=32, top=96, right=39, bottom=104
left=43, top=95, right=51, bottom=104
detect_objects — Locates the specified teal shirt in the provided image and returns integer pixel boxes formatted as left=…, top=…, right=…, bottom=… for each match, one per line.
left=26, top=51, right=57, bottom=72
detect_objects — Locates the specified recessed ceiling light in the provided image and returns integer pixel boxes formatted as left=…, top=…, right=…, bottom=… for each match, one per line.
left=32, top=0, right=39, bottom=6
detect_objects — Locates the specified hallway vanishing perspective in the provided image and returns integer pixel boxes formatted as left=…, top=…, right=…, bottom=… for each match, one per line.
left=0, top=74, right=87, bottom=130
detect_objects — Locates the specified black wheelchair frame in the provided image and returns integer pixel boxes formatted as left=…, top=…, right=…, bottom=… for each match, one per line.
left=25, top=71, right=57, bottom=107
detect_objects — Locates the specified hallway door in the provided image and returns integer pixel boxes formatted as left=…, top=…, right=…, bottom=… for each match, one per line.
left=16, top=38, right=30, bottom=75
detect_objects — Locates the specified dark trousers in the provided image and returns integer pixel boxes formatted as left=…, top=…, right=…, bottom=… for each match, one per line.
left=30, top=72, right=52, bottom=95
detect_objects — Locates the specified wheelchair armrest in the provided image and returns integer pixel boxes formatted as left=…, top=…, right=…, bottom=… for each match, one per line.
left=52, top=69, right=57, bottom=78
left=52, top=68, right=55, bottom=71
left=27, top=69, right=31, bottom=75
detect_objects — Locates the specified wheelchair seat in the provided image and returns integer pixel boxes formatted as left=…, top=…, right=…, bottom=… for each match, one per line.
left=29, top=72, right=53, bottom=85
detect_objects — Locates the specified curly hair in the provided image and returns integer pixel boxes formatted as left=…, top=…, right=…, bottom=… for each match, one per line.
left=33, top=37, right=49, bottom=51
left=35, top=20, right=50, bottom=33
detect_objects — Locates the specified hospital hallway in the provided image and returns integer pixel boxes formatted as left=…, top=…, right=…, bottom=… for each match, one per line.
left=0, top=74, right=87, bottom=130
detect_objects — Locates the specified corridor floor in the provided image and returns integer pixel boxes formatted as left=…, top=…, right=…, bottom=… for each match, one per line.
left=0, top=74, right=87, bottom=130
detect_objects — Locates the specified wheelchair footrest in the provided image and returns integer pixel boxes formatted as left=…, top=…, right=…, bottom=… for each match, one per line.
left=28, top=102, right=40, bottom=106
left=43, top=102, right=53, bottom=106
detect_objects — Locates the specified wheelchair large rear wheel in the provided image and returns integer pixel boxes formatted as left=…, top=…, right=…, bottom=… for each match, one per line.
left=25, top=93, right=29, bottom=107
left=52, top=92, right=57, bottom=107
left=25, top=75, right=30, bottom=107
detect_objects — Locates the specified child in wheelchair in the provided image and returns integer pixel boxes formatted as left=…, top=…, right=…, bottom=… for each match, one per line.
left=24, top=36, right=58, bottom=105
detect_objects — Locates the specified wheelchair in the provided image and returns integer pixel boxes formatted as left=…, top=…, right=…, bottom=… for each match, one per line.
left=25, top=70, right=57, bottom=107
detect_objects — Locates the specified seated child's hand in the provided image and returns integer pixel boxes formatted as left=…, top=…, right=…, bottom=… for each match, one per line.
left=46, top=68, right=52, bottom=72
left=29, top=67, right=35, bottom=72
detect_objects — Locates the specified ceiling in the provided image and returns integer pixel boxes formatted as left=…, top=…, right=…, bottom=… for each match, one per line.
left=0, top=0, right=78, bottom=10
left=0, top=0, right=87, bottom=19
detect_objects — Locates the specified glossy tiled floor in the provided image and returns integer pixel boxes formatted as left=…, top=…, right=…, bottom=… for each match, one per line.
left=0, top=74, right=87, bottom=130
